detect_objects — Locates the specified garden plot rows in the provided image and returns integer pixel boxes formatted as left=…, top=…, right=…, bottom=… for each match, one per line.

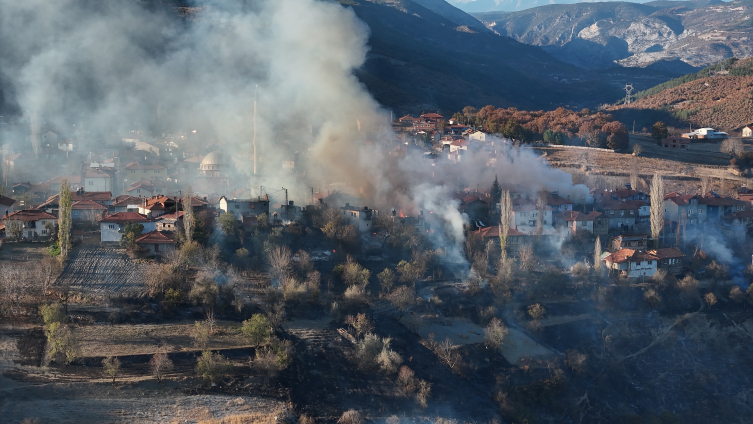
left=56, top=246, right=148, bottom=296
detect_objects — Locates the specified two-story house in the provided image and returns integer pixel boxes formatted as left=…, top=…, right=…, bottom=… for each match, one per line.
left=699, top=192, right=746, bottom=222
left=99, top=212, right=156, bottom=242
left=603, top=249, right=658, bottom=278
left=511, top=203, right=553, bottom=234
left=1, top=209, right=57, bottom=239
left=648, top=247, right=686, bottom=275
left=341, top=204, right=378, bottom=233
left=125, top=162, right=166, bottom=181
left=563, top=211, right=606, bottom=236
left=601, top=201, right=639, bottom=229
left=219, top=195, right=270, bottom=221
left=664, top=193, right=706, bottom=225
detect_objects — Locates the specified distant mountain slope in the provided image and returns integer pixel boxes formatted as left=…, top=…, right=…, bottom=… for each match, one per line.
left=344, top=0, right=624, bottom=113
left=449, top=0, right=633, bottom=13
left=608, top=57, right=753, bottom=131
left=409, top=0, right=489, bottom=31
left=473, top=0, right=753, bottom=69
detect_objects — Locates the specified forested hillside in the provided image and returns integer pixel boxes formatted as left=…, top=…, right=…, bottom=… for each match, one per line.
left=609, top=58, right=753, bottom=131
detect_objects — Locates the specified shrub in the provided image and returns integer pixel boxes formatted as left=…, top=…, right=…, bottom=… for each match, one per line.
left=484, top=318, right=508, bottom=351
left=345, top=313, right=374, bottom=339
left=242, top=314, right=271, bottom=346
left=192, top=321, right=211, bottom=349
left=564, top=349, right=586, bottom=373
left=377, top=268, right=395, bottom=294
left=343, top=285, right=368, bottom=305
left=39, top=303, right=65, bottom=327
left=355, top=333, right=401, bottom=373
left=102, top=356, right=121, bottom=383
left=337, top=410, right=363, bottom=424
left=644, top=288, right=662, bottom=308
left=527, top=303, right=546, bottom=320
left=196, top=351, right=231, bottom=384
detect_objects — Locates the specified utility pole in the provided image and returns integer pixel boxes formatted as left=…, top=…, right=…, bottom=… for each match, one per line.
left=624, top=83, right=634, bottom=105
left=282, top=187, right=288, bottom=220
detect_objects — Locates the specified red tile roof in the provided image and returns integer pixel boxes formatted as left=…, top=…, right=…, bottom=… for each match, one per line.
left=603, top=201, right=639, bottom=211
left=99, top=212, right=151, bottom=224
left=3, top=209, right=57, bottom=222
left=71, top=200, right=108, bottom=210
left=135, top=230, right=176, bottom=244
left=605, top=249, right=658, bottom=264
left=112, top=195, right=142, bottom=207
left=563, top=211, right=602, bottom=221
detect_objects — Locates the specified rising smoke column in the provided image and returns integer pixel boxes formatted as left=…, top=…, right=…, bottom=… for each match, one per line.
left=0, top=0, right=591, bottom=263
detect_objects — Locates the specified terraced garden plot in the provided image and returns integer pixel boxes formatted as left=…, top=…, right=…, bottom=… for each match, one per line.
left=56, top=246, right=148, bottom=295
left=73, top=321, right=250, bottom=357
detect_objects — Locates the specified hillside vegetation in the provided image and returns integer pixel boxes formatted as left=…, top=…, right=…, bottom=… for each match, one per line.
left=609, top=58, right=753, bottom=131
left=633, top=57, right=753, bottom=101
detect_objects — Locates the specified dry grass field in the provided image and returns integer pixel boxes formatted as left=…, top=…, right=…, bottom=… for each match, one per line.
left=534, top=136, right=751, bottom=194
left=73, top=321, right=251, bottom=358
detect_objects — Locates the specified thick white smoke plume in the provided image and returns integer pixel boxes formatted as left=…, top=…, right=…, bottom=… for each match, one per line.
left=0, top=0, right=589, bottom=259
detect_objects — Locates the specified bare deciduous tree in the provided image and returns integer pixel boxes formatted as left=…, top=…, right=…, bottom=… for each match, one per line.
left=650, top=173, right=664, bottom=246
left=484, top=318, right=508, bottom=351
left=150, top=352, right=174, bottom=383
left=701, top=175, right=711, bottom=194
left=721, top=138, right=744, bottom=157
left=518, top=243, right=535, bottom=271
left=267, top=245, right=292, bottom=283
left=435, top=337, right=462, bottom=371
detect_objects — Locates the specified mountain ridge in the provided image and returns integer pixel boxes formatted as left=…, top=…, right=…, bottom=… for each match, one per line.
left=473, top=0, right=753, bottom=69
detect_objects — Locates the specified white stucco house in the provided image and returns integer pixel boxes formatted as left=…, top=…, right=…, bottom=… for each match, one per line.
left=1, top=209, right=57, bottom=239
left=99, top=212, right=155, bottom=242
left=219, top=195, right=270, bottom=221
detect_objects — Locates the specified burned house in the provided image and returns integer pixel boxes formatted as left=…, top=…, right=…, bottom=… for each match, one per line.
left=219, top=195, right=270, bottom=222
left=648, top=247, right=685, bottom=275
left=341, top=203, right=378, bottom=233
left=610, top=233, right=651, bottom=252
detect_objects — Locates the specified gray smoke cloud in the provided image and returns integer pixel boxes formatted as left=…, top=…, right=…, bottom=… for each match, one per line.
left=0, top=0, right=589, bottom=260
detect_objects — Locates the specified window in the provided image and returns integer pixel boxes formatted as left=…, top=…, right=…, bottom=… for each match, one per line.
left=42, top=229, right=47, bottom=235
left=235, top=205, right=240, bottom=209
left=130, top=170, right=135, bottom=174
left=108, top=224, right=115, bottom=229
left=88, top=180, right=93, bottom=186
left=629, top=210, right=634, bottom=215
left=610, top=210, right=614, bottom=215
left=699, top=209, right=703, bottom=214
left=620, top=210, right=624, bottom=216
left=689, top=209, right=693, bottom=215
